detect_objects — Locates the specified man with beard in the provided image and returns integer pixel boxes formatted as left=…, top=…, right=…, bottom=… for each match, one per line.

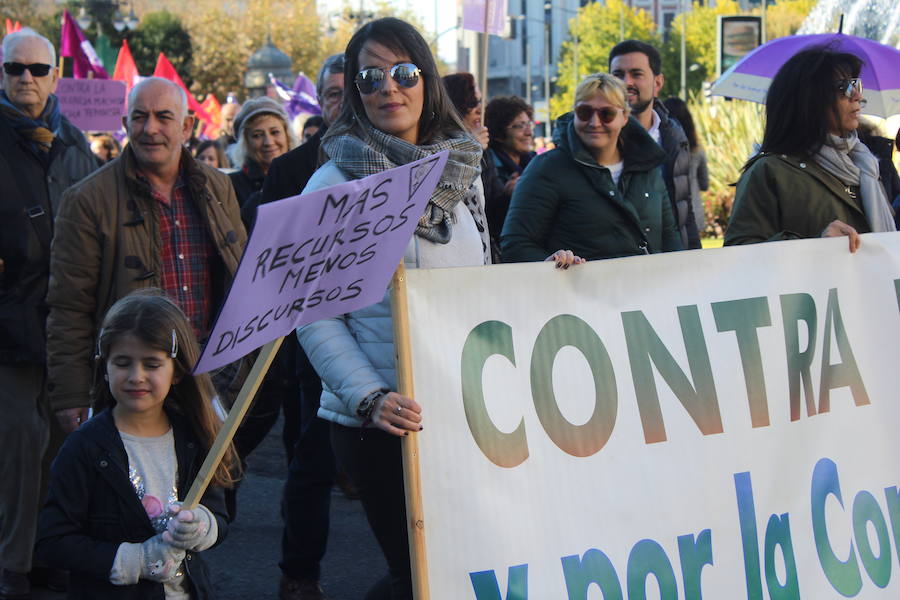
left=610, top=40, right=701, bottom=249
left=45, top=77, right=246, bottom=435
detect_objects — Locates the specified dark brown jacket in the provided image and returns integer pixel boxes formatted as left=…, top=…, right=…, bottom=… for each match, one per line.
left=46, top=146, right=247, bottom=411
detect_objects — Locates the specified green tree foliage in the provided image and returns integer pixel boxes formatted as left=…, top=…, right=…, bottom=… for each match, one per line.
left=182, top=0, right=335, bottom=102
left=552, top=0, right=659, bottom=119
left=127, top=11, right=193, bottom=85
left=660, top=0, right=820, bottom=98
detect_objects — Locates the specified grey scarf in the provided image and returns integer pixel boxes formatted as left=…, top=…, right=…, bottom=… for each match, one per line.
left=322, top=121, right=490, bottom=256
left=814, top=132, right=896, bottom=233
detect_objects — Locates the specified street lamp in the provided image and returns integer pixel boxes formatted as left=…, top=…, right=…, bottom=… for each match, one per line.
left=65, top=0, right=140, bottom=33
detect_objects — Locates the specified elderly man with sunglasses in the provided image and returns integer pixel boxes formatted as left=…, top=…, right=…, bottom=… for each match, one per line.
left=0, top=28, right=97, bottom=599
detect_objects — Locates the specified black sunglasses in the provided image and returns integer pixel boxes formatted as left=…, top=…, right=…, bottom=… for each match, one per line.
left=3, top=62, right=53, bottom=77
left=355, top=63, right=421, bottom=95
left=574, top=104, right=621, bottom=124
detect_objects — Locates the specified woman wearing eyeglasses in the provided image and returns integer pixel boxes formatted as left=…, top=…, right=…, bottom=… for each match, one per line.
left=501, top=73, right=682, bottom=263
left=484, top=96, right=537, bottom=229
left=726, top=47, right=895, bottom=250
left=295, top=17, right=489, bottom=600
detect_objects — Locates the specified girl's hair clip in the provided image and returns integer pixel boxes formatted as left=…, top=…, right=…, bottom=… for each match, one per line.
left=170, top=329, right=178, bottom=359
left=94, top=328, right=105, bottom=360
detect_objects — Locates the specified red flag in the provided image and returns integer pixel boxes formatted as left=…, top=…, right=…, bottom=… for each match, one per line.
left=153, top=52, right=212, bottom=125
left=60, top=10, right=109, bottom=79
left=112, top=39, right=141, bottom=94
left=199, top=94, right=223, bottom=139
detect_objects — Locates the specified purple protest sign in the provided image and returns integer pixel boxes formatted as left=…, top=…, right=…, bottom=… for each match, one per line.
left=462, top=0, right=508, bottom=35
left=194, top=151, right=450, bottom=374
left=56, top=78, right=126, bottom=131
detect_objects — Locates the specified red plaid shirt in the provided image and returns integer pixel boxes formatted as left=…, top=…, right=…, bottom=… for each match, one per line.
left=139, top=172, right=214, bottom=340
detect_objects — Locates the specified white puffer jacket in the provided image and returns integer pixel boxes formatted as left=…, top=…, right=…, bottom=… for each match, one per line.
left=296, top=160, right=486, bottom=427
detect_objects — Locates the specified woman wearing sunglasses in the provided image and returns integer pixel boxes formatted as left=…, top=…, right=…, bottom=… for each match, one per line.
left=501, top=73, right=682, bottom=263
left=726, top=47, right=895, bottom=250
left=295, top=17, right=489, bottom=600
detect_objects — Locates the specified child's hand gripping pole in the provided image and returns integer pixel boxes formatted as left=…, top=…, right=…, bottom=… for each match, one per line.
left=181, top=337, right=284, bottom=509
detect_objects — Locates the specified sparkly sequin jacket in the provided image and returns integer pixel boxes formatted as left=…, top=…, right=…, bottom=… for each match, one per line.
left=36, top=407, right=228, bottom=599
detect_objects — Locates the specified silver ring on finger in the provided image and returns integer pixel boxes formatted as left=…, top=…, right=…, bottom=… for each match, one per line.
left=393, top=404, right=403, bottom=416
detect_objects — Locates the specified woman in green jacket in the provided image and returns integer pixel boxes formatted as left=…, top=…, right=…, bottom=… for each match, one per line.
left=500, top=73, right=682, bottom=263
left=725, top=48, right=895, bottom=251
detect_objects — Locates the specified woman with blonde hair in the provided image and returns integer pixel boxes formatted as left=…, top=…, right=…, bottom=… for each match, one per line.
left=501, top=72, right=681, bottom=263
left=228, top=97, right=296, bottom=209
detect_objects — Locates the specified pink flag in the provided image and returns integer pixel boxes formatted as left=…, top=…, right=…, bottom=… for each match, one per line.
left=60, top=10, right=109, bottom=79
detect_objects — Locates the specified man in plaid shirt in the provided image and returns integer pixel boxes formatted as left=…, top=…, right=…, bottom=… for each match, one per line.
left=46, top=77, right=247, bottom=430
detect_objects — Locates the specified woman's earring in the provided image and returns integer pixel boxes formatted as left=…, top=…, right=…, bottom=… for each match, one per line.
left=104, top=373, right=109, bottom=382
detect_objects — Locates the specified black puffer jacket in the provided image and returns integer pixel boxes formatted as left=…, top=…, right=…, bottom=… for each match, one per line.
left=656, top=101, right=701, bottom=249
left=0, top=111, right=97, bottom=364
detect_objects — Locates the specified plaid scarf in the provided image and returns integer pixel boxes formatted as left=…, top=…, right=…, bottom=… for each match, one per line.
left=322, top=121, right=489, bottom=256
left=0, top=91, right=61, bottom=154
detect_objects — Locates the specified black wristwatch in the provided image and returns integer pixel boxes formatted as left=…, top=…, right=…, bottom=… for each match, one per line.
left=356, top=389, right=387, bottom=419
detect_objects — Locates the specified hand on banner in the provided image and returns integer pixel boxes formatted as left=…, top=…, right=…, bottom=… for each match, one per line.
left=821, top=219, right=861, bottom=253
left=545, top=249, right=586, bottom=270
left=56, top=407, right=90, bottom=432
left=372, top=392, right=422, bottom=437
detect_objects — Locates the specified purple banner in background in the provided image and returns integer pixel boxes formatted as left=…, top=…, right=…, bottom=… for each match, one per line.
left=194, top=151, right=450, bottom=374
left=462, top=0, right=508, bottom=35
left=56, top=78, right=126, bottom=132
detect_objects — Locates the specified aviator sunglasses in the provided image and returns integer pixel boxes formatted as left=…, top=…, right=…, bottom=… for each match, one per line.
left=574, top=104, right=621, bottom=124
left=3, top=62, right=52, bottom=77
left=835, top=78, right=863, bottom=99
left=355, top=63, right=421, bottom=95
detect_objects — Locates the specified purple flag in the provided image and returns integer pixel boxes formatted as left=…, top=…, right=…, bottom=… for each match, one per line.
left=463, top=0, right=508, bottom=35
left=60, top=10, right=109, bottom=79
left=269, top=72, right=320, bottom=119
left=194, top=151, right=450, bottom=374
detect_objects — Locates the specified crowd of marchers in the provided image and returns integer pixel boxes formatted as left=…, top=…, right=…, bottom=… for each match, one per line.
left=2, top=16, right=899, bottom=600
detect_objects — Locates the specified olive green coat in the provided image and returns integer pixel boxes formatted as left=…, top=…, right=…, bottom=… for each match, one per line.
left=500, top=113, right=682, bottom=262
left=725, top=153, right=871, bottom=245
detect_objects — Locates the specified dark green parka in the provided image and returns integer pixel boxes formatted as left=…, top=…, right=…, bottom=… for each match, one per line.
left=725, top=153, right=871, bottom=245
left=500, top=112, right=683, bottom=262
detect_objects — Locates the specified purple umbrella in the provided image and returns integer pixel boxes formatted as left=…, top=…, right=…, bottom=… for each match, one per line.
left=710, top=32, right=900, bottom=117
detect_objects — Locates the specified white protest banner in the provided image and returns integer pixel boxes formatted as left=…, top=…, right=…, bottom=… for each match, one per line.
left=194, top=151, right=449, bottom=374
left=55, top=78, right=126, bottom=131
left=401, top=233, right=900, bottom=599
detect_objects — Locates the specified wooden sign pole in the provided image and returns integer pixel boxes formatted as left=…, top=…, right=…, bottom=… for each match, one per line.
left=183, top=337, right=284, bottom=508
left=391, top=264, right=430, bottom=599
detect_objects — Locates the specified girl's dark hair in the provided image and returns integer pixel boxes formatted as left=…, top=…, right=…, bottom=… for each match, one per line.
left=485, top=95, right=533, bottom=144
left=663, top=96, right=700, bottom=151
left=759, top=46, right=862, bottom=158
left=93, top=290, right=238, bottom=488
left=194, top=139, right=230, bottom=169
left=442, top=72, right=480, bottom=118
left=325, top=17, right=466, bottom=144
